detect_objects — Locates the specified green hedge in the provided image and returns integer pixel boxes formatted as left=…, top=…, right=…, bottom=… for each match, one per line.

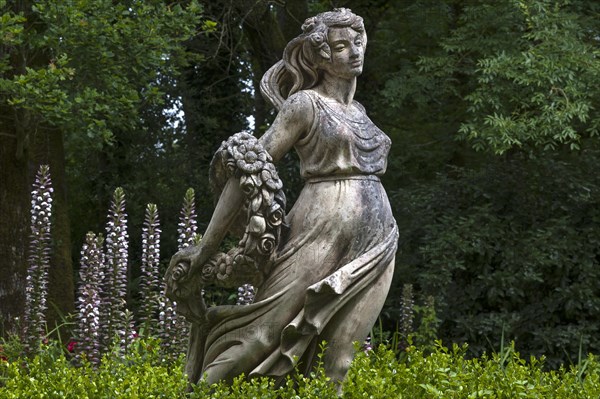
left=1, top=340, right=598, bottom=398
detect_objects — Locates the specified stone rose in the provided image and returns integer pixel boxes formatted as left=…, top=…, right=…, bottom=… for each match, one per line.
left=267, top=204, right=284, bottom=226
left=258, top=233, right=276, bottom=255
left=171, top=262, right=189, bottom=282
left=240, top=174, right=259, bottom=197
left=308, top=31, right=325, bottom=46
left=201, top=263, right=216, bottom=283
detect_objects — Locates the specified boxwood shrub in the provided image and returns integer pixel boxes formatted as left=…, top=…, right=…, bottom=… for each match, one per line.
left=1, top=339, right=598, bottom=398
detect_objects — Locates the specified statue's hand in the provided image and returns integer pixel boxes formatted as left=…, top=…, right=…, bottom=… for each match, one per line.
left=164, top=245, right=211, bottom=325
left=165, top=244, right=211, bottom=300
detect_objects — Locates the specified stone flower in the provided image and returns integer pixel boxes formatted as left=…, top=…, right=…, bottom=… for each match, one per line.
left=267, top=204, right=284, bottom=227
left=258, top=233, right=277, bottom=255
left=232, top=141, right=267, bottom=174
left=308, top=31, right=325, bottom=46
left=260, top=164, right=283, bottom=191
left=171, top=262, right=189, bottom=282
left=201, top=263, right=216, bottom=283
left=240, top=174, right=260, bottom=197
left=302, top=17, right=316, bottom=33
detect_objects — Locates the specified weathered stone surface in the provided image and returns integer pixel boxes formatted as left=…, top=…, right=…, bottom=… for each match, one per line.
left=166, top=8, right=398, bottom=392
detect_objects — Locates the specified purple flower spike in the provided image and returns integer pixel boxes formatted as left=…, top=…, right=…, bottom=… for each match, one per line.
left=74, top=232, right=104, bottom=365
left=24, top=165, right=53, bottom=355
left=140, top=203, right=161, bottom=336
left=100, top=187, right=130, bottom=353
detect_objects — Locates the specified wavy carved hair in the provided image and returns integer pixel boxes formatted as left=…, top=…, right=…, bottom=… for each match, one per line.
left=260, top=8, right=365, bottom=110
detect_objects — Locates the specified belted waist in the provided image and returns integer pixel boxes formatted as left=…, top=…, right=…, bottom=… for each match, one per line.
left=305, top=174, right=381, bottom=184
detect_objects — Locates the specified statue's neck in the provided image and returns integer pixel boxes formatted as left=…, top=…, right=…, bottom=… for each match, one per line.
left=315, top=75, right=356, bottom=106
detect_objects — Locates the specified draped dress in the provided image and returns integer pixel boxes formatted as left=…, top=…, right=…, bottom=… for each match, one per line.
left=194, top=89, right=398, bottom=382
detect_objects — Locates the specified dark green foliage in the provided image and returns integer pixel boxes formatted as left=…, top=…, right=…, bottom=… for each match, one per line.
left=0, top=337, right=188, bottom=398
left=366, top=0, right=600, bottom=367
left=380, top=0, right=600, bottom=155
left=393, top=150, right=600, bottom=367
left=60, top=0, right=205, bottom=275
left=2, top=339, right=600, bottom=398
left=0, top=0, right=202, bottom=330
left=451, top=1, right=600, bottom=153
left=3, top=0, right=600, bottom=371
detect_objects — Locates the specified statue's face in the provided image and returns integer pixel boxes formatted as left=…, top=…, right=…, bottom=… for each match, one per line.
left=320, top=27, right=366, bottom=79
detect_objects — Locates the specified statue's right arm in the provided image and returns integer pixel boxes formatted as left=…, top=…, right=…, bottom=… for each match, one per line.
left=259, top=91, right=314, bottom=162
left=168, top=91, right=315, bottom=275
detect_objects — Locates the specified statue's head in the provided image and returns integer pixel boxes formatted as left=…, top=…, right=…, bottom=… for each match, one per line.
left=261, top=8, right=366, bottom=109
left=296, top=8, right=366, bottom=68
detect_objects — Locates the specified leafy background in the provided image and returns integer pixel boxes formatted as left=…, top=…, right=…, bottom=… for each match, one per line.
left=1, top=0, right=599, bottom=368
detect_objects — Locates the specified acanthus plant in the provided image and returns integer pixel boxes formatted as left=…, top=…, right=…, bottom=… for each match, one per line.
left=100, top=187, right=134, bottom=352
left=236, top=284, right=255, bottom=305
left=138, top=199, right=184, bottom=359
left=139, top=203, right=162, bottom=337
left=398, top=283, right=415, bottom=352
left=23, top=165, right=53, bottom=354
left=177, top=188, right=198, bottom=250
left=158, top=298, right=178, bottom=361
left=74, top=232, right=104, bottom=365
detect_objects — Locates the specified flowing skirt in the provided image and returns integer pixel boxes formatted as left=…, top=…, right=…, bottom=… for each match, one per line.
left=193, top=176, right=398, bottom=383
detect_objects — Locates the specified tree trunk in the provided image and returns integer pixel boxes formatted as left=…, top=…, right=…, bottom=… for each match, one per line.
left=0, top=121, right=74, bottom=339
left=0, top=0, right=73, bottom=337
left=0, top=113, right=29, bottom=337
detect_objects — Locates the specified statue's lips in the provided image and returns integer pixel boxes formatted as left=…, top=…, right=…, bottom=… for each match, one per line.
left=351, top=60, right=363, bottom=67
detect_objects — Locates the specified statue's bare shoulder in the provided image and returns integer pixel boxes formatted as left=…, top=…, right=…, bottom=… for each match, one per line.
left=259, top=90, right=315, bottom=162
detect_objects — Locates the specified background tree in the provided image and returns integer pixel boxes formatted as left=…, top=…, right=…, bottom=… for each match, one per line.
left=0, top=0, right=201, bottom=334
left=2, top=0, right=599, bottom=367
left=175, top=0, right=311, bottom=223
left=378, top=0, right=600, bottom=365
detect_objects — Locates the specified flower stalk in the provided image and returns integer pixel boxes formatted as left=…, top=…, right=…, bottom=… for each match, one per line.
left=74, top=232, right=104, bottom=365
left=100, top=187, right=130, bottom=352
left=177, top=188, right=197, bottom=250
left=23, top=165, right=54, bottom=354
left=139, top=203, right=161, bottom=337
left=398, top=283, right=415, bottom=352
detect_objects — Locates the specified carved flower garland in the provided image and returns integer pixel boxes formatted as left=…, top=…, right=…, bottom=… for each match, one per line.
left=167, top=132, right=286, bottom=317
left=200, top=132, right=286, bottom=288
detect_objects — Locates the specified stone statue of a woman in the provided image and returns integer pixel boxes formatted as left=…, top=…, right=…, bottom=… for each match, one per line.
left=165, top=8, right=398, bottom=391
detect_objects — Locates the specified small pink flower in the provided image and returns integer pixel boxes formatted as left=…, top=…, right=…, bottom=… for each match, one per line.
left=66, top=340, right=77, bottom=352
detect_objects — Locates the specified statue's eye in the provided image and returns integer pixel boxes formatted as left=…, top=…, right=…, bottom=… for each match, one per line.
left=334, top=44, right=345, bottom=52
